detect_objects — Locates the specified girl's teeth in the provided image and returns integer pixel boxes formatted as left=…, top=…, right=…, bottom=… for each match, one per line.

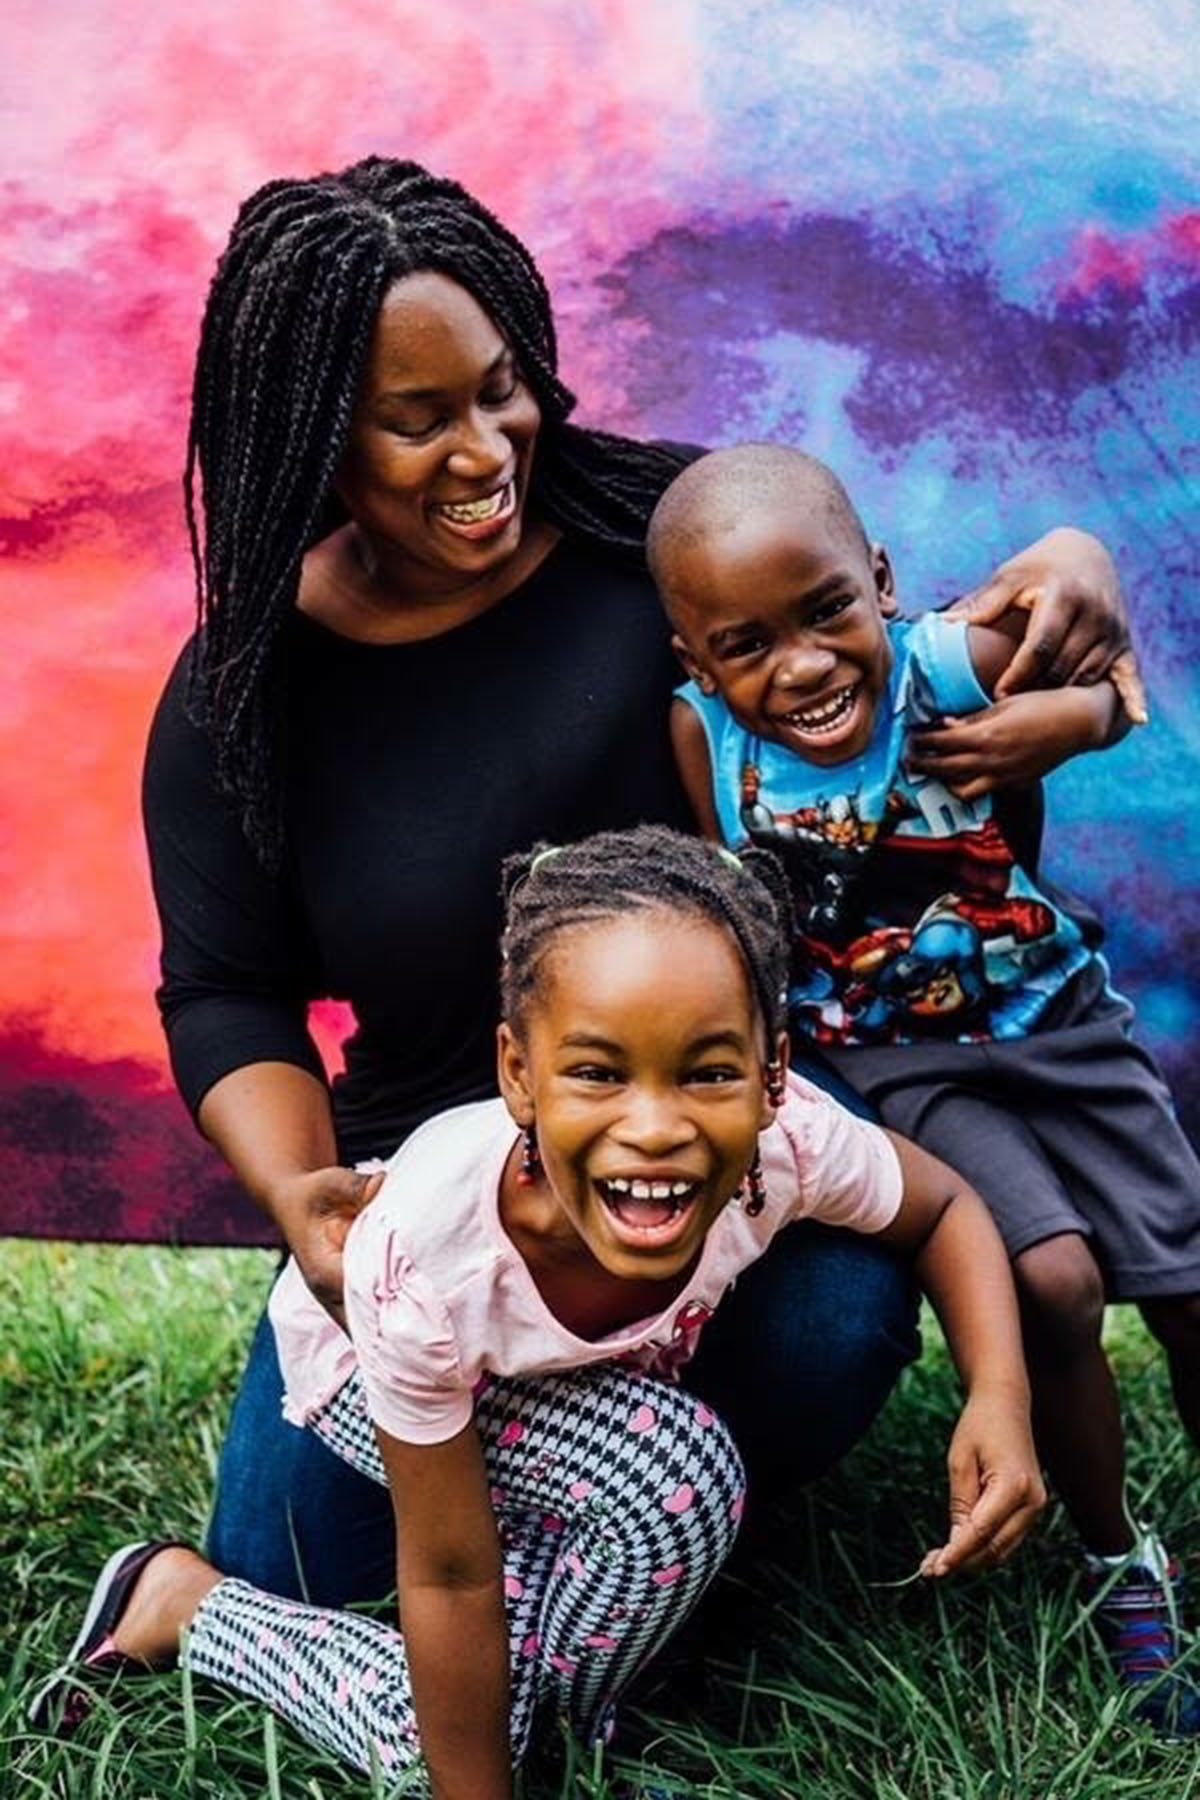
left=600, top=1177, right=697, bottom=1203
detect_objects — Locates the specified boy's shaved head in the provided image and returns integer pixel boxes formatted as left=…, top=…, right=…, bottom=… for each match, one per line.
left=647, top=444, right=870, bottom=615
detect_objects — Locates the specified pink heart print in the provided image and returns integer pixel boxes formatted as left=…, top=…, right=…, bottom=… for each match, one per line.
left=651, top=1562, right=684, bottom=1587
left=497, top=1420, right=525, bottom=1448
left=504, top=1574, right=524, bottom=1598
left=694, top=1403, right=716, bottom=1427
left=627, top=1403, right=657, bottom=1434
left=568, top=1479, right=594, bottom=1500
left=662, top=1483, right=694, bottom=1515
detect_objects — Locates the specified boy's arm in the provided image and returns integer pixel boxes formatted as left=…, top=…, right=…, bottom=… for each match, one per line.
left=907, top=621, right=1131, bottom=801
left=670, top=698, right=723, bottom=840
left=378, top=1421, right=512, bottom=1800
left=874, top=1130, right=1046, bottom=1574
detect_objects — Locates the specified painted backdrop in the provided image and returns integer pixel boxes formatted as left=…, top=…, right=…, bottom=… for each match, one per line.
left=3, top=2, right=1197, bottom=1242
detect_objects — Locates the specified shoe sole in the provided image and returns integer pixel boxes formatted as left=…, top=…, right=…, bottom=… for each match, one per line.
left=28, top=1540, right=154, bottom=1727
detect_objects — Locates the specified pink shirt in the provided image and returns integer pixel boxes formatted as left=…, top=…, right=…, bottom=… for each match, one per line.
left=269, top=1074, right=903, bottom=1445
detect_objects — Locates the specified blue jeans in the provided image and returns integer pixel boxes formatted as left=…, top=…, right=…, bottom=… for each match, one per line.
left=207, top=1064, right=920, bottom=1606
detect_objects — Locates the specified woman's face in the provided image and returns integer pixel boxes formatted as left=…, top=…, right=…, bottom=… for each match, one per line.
left=335, top=271, right=542, bottom=597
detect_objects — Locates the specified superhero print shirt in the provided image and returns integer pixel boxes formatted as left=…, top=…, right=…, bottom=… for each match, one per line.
left=676, top=613, right=1095, bottom=1047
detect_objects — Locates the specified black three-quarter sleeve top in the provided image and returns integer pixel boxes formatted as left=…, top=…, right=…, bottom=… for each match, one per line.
left=143, top=538, right=692, bottom=1164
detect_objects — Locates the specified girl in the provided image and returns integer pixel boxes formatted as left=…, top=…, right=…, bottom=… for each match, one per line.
left=42, top=827, right=1043, bottom=1797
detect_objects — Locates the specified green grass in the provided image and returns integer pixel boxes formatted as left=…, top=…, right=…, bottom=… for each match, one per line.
left=4, top=1241, right=1199, bottom=1799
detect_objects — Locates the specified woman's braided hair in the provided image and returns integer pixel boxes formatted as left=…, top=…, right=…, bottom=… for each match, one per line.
left=185, top=156, right=692, bottom=865
left=499, top=825, right=793, bottom=1044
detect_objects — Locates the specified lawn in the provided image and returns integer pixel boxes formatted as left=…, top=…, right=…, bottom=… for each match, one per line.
left=4, top=1240, right=1198, bottom=1799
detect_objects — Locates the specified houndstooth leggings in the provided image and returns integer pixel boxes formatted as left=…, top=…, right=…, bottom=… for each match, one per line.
left=184, top=1363, right=745, bottom=1782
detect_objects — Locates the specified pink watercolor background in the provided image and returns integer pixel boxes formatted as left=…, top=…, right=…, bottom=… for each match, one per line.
left=5, top=2, right=1198, bottom=1241
left=2, top=2, right=717, bottom=1240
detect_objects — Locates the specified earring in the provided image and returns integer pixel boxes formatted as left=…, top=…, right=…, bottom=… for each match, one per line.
left=742, top=1148, right=767, bottom=1217
left=517, top=1125, right=542, bottom=1186
left=765, top=1060, right=786, bottom=1107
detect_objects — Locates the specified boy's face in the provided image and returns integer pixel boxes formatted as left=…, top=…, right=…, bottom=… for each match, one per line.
left=668, top=511, right=896, bottom=766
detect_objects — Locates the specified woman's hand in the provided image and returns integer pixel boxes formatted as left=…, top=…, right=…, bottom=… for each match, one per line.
left=197, top=1061, right=384, bottom=1327
left=907, top=685, right=1122, bottom=800
left=268, top=1166, right=385, bottom=1328
left=921, top=1385, right=1046, bottom=1578
left=945, top=527, right=1146, bottom=723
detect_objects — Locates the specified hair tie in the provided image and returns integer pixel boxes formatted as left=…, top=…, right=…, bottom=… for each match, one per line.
left=530, top=845, right=565, bottom=877
left=716, top=847, right=744, bottom=873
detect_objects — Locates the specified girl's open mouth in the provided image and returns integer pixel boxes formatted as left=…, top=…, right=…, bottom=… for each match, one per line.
left=594, top=1176, right=702, bottom=1248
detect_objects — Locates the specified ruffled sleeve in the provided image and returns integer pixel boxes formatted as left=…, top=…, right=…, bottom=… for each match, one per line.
left=764, top=1073, right=903, bottom=1233
left=344, top=1213, right=472, bottom=1445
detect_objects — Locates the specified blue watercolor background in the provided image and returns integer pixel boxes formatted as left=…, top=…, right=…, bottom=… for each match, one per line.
left=3, top=0, right=1197, bottom=1239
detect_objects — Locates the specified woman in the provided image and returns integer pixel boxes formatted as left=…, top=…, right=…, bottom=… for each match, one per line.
left=145, top=156, right=1134, bottom=1608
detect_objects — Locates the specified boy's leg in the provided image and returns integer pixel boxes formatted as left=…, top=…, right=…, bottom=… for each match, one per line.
left=846, top=1073, right=1134, bottom=1554
left=1138, top=1296, right=1200, bottom=1445
left=1014, top=1232, right=1131, bottom=1553
left=205, top=1310, right=395, bottom=1606
left=992, top=1001, right=1200, bottom=1452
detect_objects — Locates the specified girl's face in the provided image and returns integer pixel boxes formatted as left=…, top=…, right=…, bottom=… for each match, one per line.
left=498, top=909, right=782, bottom=1284
left=335, top=270, right=542, bottom=599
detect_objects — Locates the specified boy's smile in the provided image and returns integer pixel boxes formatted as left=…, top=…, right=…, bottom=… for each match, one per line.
left=668, top=513, right=896, bottom=767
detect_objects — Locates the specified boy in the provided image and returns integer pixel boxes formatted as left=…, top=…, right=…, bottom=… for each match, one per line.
left=648, top=443, right=1200, bottom=1735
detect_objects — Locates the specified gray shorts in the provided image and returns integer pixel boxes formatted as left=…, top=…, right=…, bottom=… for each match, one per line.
left=823, top=978, right=1200, bottom=1300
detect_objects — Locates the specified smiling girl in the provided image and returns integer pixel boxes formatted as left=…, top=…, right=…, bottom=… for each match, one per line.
left=43, top=827, right=1042, bottom=1796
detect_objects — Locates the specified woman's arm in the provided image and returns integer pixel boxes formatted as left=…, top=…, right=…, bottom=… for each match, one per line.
left=197, top=1064, right=381, bottom=1323
left=145, top=651, right=382, bottom=1315
left=377, top=1422, right=512, bottom=1800
left=875, top=1132, right=1046, bottom=1575
left=945, top=526, right=1146, bottom=721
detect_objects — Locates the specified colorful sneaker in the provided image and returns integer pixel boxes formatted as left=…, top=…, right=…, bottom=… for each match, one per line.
left=1086, top=1537, right=1200, bottom=1738
left=29, top=1540, right=181, bottom=1734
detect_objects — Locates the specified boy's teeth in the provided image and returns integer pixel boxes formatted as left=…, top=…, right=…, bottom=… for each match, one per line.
left=784, top=685, right=858, bottom=732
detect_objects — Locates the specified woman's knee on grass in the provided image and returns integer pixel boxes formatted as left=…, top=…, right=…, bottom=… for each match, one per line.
left=1014, top=1235, right=1107, bottom=1357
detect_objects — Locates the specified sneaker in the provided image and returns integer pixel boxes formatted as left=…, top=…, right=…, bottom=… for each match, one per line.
left=29, top=1540, right=181, bottom=1734
left=1086, top=1538, right=1200, bottom=1738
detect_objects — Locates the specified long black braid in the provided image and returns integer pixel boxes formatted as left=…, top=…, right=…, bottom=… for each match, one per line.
left=499, top=825, right=793, bottom=1046
left=185, top=156, right=692, bottom=865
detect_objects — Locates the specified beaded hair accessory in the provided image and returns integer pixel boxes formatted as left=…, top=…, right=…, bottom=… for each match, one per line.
left=516, top=1125, right=542, bottom=1186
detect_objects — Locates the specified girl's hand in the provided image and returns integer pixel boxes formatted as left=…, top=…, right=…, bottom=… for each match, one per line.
left=907, top=685, right=1121, bottom=799
left=269, top=1166, right=385, bottom=1327
left=921, top=1386, right=1046, bottom=1578
left=945, top=527, right=1147, bottom=722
